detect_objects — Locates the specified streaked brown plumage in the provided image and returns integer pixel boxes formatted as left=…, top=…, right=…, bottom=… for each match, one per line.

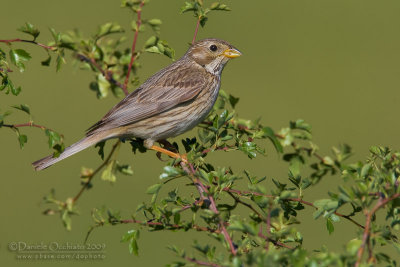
left=33, top=38, right=241, bottom=171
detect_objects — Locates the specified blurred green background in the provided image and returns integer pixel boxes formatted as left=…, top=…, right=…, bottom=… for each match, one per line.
left=1, top=0, right=399, bottom=265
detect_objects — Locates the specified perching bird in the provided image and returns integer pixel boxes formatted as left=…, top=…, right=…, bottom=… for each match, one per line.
left=33, top=38, right=241, bottom=171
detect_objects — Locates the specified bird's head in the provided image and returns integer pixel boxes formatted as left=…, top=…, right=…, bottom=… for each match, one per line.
left=186, top=38, right=241, bottom=75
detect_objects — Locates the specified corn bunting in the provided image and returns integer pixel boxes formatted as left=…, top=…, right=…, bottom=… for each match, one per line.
left=33, top=38, right=241, bottom=170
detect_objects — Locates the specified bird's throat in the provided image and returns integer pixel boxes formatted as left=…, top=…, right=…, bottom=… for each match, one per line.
left=203, top=57, right=226, bottom=75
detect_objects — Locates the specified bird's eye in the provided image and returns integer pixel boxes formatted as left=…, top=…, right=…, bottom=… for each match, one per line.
left=209, top=44, right=218, bottom=52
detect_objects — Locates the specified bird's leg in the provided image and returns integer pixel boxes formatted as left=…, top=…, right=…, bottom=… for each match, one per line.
left=150, top=145, right=188, bottom=163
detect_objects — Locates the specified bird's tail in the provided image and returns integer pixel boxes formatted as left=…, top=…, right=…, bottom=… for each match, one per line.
left=32, top=134, right=106, bottom=171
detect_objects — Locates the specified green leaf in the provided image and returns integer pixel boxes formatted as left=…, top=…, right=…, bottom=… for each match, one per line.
left=45, top=130, right=61, bottom=148
left=96, top=22, right=124, bottom=39
left=0, top=112, right=9, bottom=127
left=12, top=104, right=30, bottom=115
left=181, top=2, right=197, bottom=13
left=18, top=22, right=40, bottom=40
left=101, top=160, right=117, bottom=183
left=174, top=213, right=180, bottom=225
left=262, top=127, right=283, bottom=153
left=18, top=133, right=28, bottom=149
left=228, top=94, right=239, bottom=108
left=290, top=119, right=311, bottom=133
left=217, top=110, right=228, bottom=129
left=369, top=146, right=382, bottom=156
left=346, top=239, right=362, bottom=255
left=11, top=85, right=21, bottom=96
left=49, top=28, right=61, bottom=43
left=144, top=36, right=158, bottom=48
left=239, top=142, right=258, bottom=159
left=199, top=16, right=208, bottom=27
left=283, top=153, right=304, bottom=177
left=147, top=19, right=162, bottom=26
left=322, top=156, right=334, bottom=166
left=326, top=218, right=334, bottom=235
left=314, top=199, right=338, bottom=210
left=158, top=40, right=175, bottom=59
left=145, top=46, right=161, bottom=54
left=228, top=220, right=257, bottom=235
left=146, top=183, right=162, bottom=194
left=313, top=199, right=339, bottom=219
left=360, top=163, right=372, bottom=178
left=95, top=141, right=106, bottom=160
left=210, top=2, right=231, bottom=11
left=61, top=210, right=72, bottom=231
left=160, top=166, right=183, bottom=179
left=130, top=139, right=147, bottom=154
left=9, top=49, right=32, bottom=72
left=157, top=42, right=165, bottom=53
left=96, top=74, right=110, bottom=99
left=116, top=163, right=133, bottom=175
left=52, top=143, right=65, bottom=157
left=121, top=229, right=140, bottom=256
left=55, top=50, right=66, bottom=72
left=41, top=54, right=51, bottom=66
left=2, top=77, right=22, bottom=96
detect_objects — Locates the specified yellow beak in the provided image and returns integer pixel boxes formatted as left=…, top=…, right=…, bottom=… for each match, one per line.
left=222, top=48, right=242, bottom=58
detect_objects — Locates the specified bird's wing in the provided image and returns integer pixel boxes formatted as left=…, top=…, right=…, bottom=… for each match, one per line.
left=86, top=63, right=207, bottom=135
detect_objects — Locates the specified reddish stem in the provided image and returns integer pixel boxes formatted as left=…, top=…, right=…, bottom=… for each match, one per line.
left=209, top=193, right=237, bottom=255
left=192, top=17, right=201, bottom=44
left=2, top=122, right=54, bottom=132
left=0, top=38, right=55, bottom=50
left=123, top=1, right=145, bottom=96
left=355, top=193, right=400, bottom=266
left=185, top=257, right=222, bottom=267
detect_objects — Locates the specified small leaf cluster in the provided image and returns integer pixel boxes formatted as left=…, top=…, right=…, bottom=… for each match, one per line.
left=0, top=47, right=23, bottom=95
left=181, top=1, right=231, bottom=27
left=42, top=189, right=78, bottom=231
